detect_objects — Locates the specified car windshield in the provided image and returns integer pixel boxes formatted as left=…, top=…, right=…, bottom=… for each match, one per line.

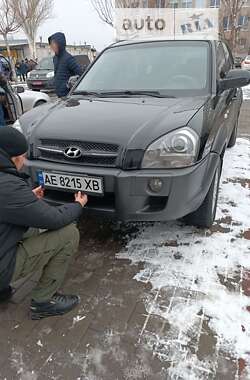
left=75, top=41, right=210, bottom=97
left=37, top=57, right=54, bottom=70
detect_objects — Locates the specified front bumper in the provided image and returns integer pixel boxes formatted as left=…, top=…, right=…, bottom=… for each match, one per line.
left=27, top=78, right=55, bottom=91
left=25, top=152, right=220, bottom=222
left=242, top=64, right=250, bottom=71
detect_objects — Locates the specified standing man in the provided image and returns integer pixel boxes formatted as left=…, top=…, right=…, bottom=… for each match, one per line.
left=0, top=127, right=88, bottom=319
left=48, top=32, right=82, bottom=98
left=20, top=60, right=28, bottom=82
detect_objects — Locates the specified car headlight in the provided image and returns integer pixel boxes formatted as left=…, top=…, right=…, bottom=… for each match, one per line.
left=12, top=119, right=23, bottom=134
left=27, top=72, right=31, bottom=79
left=46, top=71, right=54, bottom=78
left=141, top=127, right=200, bottom=169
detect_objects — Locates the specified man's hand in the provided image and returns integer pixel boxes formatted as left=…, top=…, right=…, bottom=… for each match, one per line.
left=32, top=186, right=44, bottom=199
left=75, top=192, right=88, bottom=207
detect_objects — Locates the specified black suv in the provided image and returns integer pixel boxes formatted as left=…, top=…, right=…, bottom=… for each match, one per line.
left=16, top=39, right=250, bottom=227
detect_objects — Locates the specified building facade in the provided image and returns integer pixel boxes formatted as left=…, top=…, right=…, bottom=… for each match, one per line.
left=0, top=39, right=97, bottom=63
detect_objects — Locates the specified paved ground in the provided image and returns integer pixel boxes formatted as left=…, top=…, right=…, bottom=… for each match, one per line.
left=0, top=101, right=249, bottom=380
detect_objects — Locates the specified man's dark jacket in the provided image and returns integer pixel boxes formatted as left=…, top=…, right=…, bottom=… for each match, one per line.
left=48, top=32, right=82, bottom=97
left=0, top=150, right=82, bottom=292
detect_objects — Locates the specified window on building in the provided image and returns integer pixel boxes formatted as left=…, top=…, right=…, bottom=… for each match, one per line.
left=181, top=0, right=192, bottom=7
left=238, top=15, right=249, bottom=29
left=210, top=0, right=220, bottom=7
left=223, top=16, right=231, bottom=31
left=239, top=38, right=247, bottom=48
left=169, top=0, right=179, bottom=7
left=242, top=0, right=250, bottom=7
left=169, top=0, right=192, bottom=7
left=156, top=0, right=165, bottom=6
left=195, top=0, right=206, bottom=7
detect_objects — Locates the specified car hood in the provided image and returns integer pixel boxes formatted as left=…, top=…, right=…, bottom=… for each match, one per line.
left=20, top=96, right=209, bottom=150
left=29, top=69, right=52, bottom=76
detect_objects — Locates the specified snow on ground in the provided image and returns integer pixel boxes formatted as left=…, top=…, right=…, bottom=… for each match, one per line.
left=118, top=138, right=250, bottom=379
left=243, top=84, right=250, bottom=100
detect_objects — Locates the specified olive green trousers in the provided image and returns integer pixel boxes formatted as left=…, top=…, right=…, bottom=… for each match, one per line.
left=12, top=224, right=80, bottom=302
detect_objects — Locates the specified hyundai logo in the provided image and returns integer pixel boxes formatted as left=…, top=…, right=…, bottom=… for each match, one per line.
left=64, top=147, right=82, bottom=159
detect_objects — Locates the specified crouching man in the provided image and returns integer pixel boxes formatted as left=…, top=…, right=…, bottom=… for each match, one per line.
left=0, top=127, right=88, bottom=319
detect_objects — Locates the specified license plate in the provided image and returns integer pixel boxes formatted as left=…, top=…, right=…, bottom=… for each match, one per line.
left=33, top=81, right=42, bottom=85
left=39, top=171, right=104, bottom=195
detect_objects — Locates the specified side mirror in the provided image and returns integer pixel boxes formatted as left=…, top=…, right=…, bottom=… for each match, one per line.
left=67, top=75, right=79, bottom=90
left=219, top=69, right=250, bottom=93
left=16, top=86, right=25, bottom=94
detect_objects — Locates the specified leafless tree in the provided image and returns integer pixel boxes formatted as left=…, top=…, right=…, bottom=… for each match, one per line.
left=91, top=0, right=136, bottom=27
left=0, top=0, right=22, bottom=80
left=11, top=0, right=54, bottom=59
left=220, top=0, right=245, bottom=53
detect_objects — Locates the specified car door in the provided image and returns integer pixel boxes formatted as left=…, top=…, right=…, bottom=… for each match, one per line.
left=222, top=42, right=242, bottom=136
left=210, top=42, right=231, bottom=147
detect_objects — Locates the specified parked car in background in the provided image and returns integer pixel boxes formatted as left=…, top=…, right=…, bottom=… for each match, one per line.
left=27, top=56, right=55, bottom=91
left=27, top=55, right=90, bottom=92
left=241, top=56, right=250, bottom=70
left=234, top=56, right=243, bottom=68
left=12, top=84, right=50, bottom=113
left=15, top=39, right=250, bottom=228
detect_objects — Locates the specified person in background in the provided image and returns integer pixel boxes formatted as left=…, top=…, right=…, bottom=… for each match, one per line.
left=48, top=32, right=82, bottom=98
left=25, top=58, right=31, bottom=73
left=20, top=60, right=28, bottom=81
left=15, top=61, right=21, bottom=81
left=0, top=127, right=88, bottom=319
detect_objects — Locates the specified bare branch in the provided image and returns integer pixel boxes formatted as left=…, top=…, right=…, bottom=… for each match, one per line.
left=91, top=0, right=134, bottom=27
left=10, top=0, right=54, bottom=58
left=221, top=0, right=246, bottom=53
left=0, top=0, right=24, bottom=80
left=0, top=0, right=22, bottom=35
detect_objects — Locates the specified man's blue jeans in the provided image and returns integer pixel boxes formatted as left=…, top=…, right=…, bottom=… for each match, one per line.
left=0, top=104, right=5, bottom=127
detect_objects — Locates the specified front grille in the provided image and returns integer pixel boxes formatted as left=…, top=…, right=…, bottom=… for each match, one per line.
left=37, top=139, right=120, bottom=167
left=30, top=73, right=47, bottom=79
left=40, top=139, right=119, bottom=153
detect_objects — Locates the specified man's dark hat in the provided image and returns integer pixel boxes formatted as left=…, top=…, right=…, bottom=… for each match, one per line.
left=0, top=126, right=28, bottom=157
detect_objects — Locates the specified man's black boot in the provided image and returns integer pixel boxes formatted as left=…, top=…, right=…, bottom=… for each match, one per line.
left=30, top=293, right=80, bottom=320
left=0, top=286, right=13, bottom=303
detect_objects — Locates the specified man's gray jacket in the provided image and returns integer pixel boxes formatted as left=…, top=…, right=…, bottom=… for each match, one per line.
left=0, top=150, right=82, bottom=293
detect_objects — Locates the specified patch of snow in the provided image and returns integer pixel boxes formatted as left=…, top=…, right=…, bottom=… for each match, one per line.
left=243, top=84, right=250, bottom=101
left=118, top=138, right=250, bottom=379
left=70, top=315, right=86, bottom=329
left=36, top=340, right=43, bottom=348
left=11, top=350, right=37, bottom=380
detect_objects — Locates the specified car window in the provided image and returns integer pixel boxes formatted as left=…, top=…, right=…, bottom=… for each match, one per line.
left=37, top=57, right=54, bottom=70
left=75, top=41, right=211, bottom=97
left=216, top=42, right=228, bottom=78
left=222, top=42, right=233, bottom=69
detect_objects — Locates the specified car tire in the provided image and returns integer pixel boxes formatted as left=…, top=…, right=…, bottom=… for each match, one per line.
left=34, top=100, right=46, bottom=108
left=227, top=118, right=238, bottom=148
left=184, top=161, right=221, bottom=229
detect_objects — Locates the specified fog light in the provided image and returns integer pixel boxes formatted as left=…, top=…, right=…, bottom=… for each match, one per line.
left=148, top=178, right=163, bottom=193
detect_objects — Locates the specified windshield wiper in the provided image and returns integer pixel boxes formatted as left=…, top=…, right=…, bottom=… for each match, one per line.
left=97, top=90, right=176, bottom=98
left=72, top=90, right=103, bottom=97
left=72, top=90, right=176, bottom=98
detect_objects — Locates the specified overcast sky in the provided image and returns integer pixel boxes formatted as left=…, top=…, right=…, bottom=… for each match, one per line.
left=15, top=0, right=114, bottom=52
